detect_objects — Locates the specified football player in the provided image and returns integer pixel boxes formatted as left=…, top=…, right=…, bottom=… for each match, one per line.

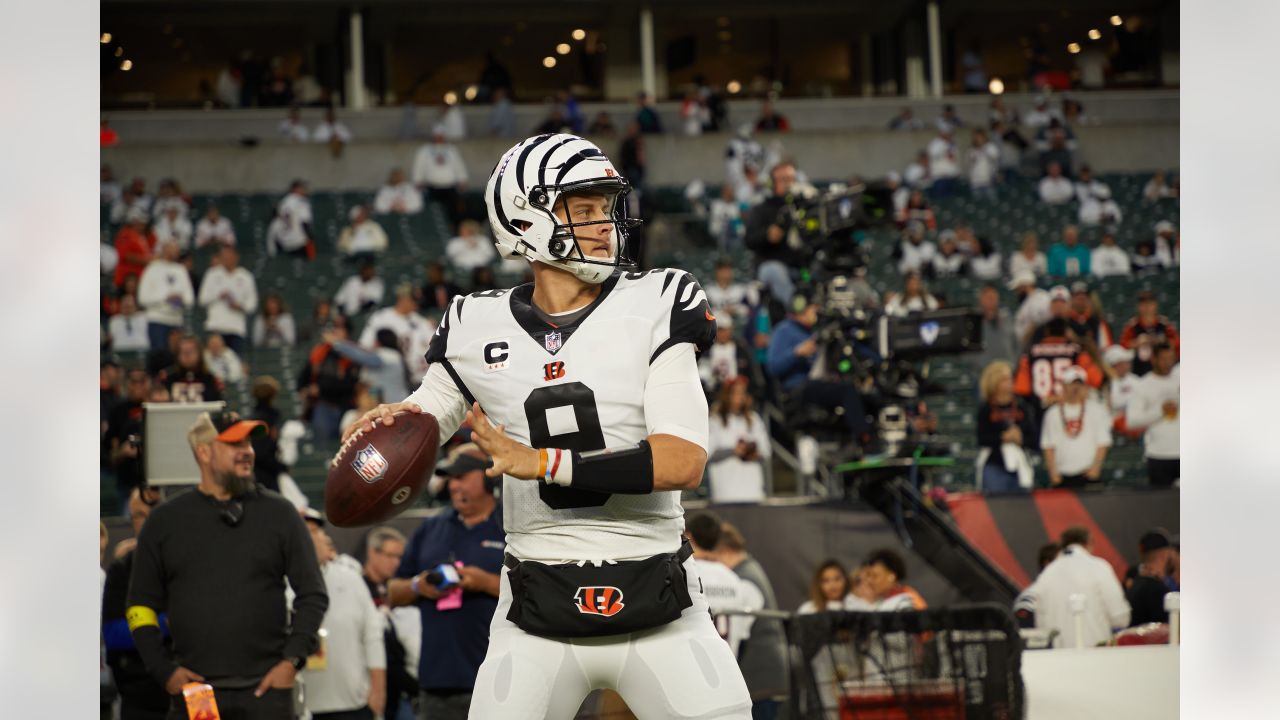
left=346, top=134, right=751, bottom=719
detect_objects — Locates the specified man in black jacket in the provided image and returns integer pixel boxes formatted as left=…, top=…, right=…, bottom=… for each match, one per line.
left=744, top=161, right=802, bottom=304
left=127, top=411, right=328, bottom=720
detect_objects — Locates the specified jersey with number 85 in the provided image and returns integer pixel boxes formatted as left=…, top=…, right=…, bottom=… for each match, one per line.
left=406, top=268, right=715, bottom=563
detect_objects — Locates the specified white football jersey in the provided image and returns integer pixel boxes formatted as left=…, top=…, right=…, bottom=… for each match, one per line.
left=420, top=268, right=716, bottom=563
left=694, top=558, right=763, bottom=658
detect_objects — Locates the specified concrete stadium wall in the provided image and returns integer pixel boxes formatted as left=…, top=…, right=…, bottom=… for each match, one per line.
left=105, top=90, right=1178, bottom=144
left=102, top=123, right=1178, bottom=194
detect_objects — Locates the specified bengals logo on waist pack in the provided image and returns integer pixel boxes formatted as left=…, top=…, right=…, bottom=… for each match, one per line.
left=574, top=586, right=625, bottom=617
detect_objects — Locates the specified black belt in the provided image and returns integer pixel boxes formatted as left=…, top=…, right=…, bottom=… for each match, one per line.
left=504, top=539, right=692, bottom=571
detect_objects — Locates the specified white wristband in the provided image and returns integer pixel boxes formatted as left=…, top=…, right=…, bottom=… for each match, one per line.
left=543, top=448, right=573, bottom=487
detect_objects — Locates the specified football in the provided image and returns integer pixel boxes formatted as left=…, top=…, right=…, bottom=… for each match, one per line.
left=324, top=411, right=440, bottom=528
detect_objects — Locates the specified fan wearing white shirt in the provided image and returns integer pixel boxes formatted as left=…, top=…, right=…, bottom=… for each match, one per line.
left=1038, top=161, right=1075, bottom=205
left=1025, top=526, right=1130, bottom=648
left=884, top=272, right=940, bottom=317
left=152, top=204, right=193, bottom=252
left=108, top=294, right=150, bottom=352
left=444, top=220, right=497, bottom=272
left=150, top=178, right=190, bottom=221
left=1103, top=345, right=1142, bottom=435
left=1124, top=343, right=1180, bottom=487
left=333, top=262, right=387, bottom=317
left=198, top=245, right=258, bottom=355
left=894, top=222, right=937, bottom=275
left=1072, top=166, right=1109, bottom=205
left=903, top=151, right=931, bottom=190
left=1040, top=366, right=1112, bottom=488
left=110, top=178, right=153, bottom=225
left=1009, top=271, right=1052, bottom=345
left=279, top=107, right=310, bottom=142
left=312, top=108, right=353, bottom=145
left=301, top=513, right=387, bottom=719
left=194, top=206, right=236, bottom=249
left=136, top=241, right=195, bottom=351
left=337, top=206, right=389, bottom=259
left=685, top=514, right=764, bottom=659
left=926, top=128, right=960, bottom=196
left=1090, top=232, right=1131, bottom=277
left=268, top=181, right=313, bottom=258
left=203, top=334, right=246, bottom=385
left=1010, top=231, right=1048, bottom=279
left=358, top=285, right=436, bottom=378
left=706, top=378, right=771, bottom=504
left=411, top=127, right=468, bottom=226
left=1078, top=186, right=1123, bottom=227
left=373, top=168, right=424, bottom=215
left=705, top=261, right=758, bottom=323
left=967, top=129, right=1001, bottom=197
left=438, top=102, right=467, bottom=141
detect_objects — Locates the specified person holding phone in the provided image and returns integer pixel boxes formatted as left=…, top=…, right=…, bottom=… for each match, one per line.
left=706, top=378, right=772, bottom=504
left=385, top=444, right=503, bottom=720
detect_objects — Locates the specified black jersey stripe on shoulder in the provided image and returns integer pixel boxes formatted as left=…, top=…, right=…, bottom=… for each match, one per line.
left=454, top=295, right=466, bottom=320
left=439, top=358, right=476, bottom=406
left=661, top=269, right=677, bottom=294
left=515, top=133, right=554, bottom=194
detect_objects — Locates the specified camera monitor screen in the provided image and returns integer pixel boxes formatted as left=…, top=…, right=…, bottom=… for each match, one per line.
left=143, top=401, right=227, bottom=486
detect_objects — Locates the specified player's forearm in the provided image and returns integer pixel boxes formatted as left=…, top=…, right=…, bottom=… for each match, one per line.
left=649, top=434, right=706, bottom=491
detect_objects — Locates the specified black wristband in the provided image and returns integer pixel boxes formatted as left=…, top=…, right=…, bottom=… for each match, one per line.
left=570, top=440, right=655, bottom=494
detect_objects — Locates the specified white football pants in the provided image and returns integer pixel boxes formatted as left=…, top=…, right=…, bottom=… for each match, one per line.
left=468, top=556, right=752, bottom=719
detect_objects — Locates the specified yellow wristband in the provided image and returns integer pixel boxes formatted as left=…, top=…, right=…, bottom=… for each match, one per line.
left=126, top=605, right=160, bottom=632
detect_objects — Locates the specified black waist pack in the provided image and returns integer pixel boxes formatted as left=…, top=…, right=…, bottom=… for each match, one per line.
left=503, top=541, right=694, bottom=638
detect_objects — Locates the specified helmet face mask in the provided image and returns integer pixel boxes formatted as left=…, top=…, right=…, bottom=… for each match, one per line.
left=487, top=134, right=643, bottom=284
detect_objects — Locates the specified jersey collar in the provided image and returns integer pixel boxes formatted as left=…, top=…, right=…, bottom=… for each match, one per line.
left=508, top=273, right=620, bottom=356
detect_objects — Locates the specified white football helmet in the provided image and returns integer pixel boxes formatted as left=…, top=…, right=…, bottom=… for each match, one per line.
left=485, top=133, right=640, bottom=284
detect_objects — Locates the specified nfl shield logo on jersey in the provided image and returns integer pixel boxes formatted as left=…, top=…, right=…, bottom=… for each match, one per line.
left=544, top=331, right=562, bottom=353
left=574, top=586, right=625, bottom=617
left=351, top=445, right=389, bottom=483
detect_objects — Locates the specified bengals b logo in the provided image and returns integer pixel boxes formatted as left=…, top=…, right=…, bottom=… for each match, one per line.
left=574, top=586, right=625, bottom=617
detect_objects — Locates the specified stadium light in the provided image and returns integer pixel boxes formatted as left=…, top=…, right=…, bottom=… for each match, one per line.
left=1067, top=43, right=1081, bottom=54
left=543, top=56, right=557, bottom=68
left=556, top=43, right=571, bottom=55
left=572, top=29, right=586, bottom=41
left=443, top=91, right=458, bottom=105
left=988, top=78, right=1005, bottom=95
left=726, top=80, right=742, bottom=94
left=1110, top=15, right=1123, bottom=26
left=718, top=30, right=732, bottom=42
left=100, top=32, right=112, bottom=44
left=121, top=59, right=133, bottom=71
left=115, top=46, right=124, bottom=57
left=1088, top=29, right=1102, bottom=40
left=464, top=85, right=478, bottom=101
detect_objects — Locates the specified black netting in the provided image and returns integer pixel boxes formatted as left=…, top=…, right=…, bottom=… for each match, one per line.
left=787, top=604, right=1025, bottom=720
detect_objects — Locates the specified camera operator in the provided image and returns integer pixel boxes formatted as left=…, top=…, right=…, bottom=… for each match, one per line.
left=766, top=294, right=872, bottom=453
left=744, top=161, right=805, bottom=304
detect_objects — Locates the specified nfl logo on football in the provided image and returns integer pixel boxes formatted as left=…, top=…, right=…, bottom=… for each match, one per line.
left=544, top=331, right=562, bottom=353
left=352, top=445, right=389, bottom=484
